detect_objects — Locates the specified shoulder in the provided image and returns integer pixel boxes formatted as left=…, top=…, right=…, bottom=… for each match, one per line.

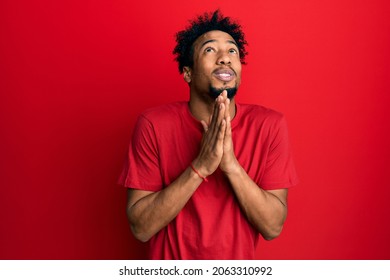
left=236, top=103, right=285, bottom=126
left=138, top=101, right=188, bottom=124
left=132, top=102, right=188, bottom=144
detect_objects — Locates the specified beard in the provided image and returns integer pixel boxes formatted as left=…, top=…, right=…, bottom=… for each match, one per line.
left=209, top=85, right=238, bottom=100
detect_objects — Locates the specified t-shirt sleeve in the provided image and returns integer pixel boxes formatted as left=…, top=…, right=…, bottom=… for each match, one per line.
left=260, top=115, right=299, bottom=190
left=118, top=115, right=163, bottom=192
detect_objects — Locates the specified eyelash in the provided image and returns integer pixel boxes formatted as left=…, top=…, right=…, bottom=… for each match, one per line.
left=204, top=47, right=238, bottom=54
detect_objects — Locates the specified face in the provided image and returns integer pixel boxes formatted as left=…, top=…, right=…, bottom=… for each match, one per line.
left=184, top=30, right=242, bottom=100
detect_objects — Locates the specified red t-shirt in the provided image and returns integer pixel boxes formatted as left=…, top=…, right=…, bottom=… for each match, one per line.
left=119, top=102, right=298, bottom=259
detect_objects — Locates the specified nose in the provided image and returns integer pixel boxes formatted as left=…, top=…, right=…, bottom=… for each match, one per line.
left=217, top=51, right=231, bottom=65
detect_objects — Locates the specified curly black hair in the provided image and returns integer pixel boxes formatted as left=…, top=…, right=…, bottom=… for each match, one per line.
left=173, top=10, right=248, bottom=74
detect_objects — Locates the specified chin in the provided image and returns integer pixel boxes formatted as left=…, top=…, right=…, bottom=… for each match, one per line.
left=209, top=85, right=238, bottom=100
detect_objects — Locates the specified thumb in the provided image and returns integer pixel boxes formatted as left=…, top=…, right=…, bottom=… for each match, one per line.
left=200, top=120, right=209, bottom=132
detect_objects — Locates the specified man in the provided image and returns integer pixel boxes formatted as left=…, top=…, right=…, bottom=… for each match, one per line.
left=119, top=10, right=298, bottom=259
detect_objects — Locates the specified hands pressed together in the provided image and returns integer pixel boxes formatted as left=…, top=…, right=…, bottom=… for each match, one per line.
left=192, top=90, right=240, bottom=178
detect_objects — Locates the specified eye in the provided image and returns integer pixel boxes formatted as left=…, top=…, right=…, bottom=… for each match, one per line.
left=204, top=47, right=215, bottom=53
left=229, top=48, right=238, bottom=54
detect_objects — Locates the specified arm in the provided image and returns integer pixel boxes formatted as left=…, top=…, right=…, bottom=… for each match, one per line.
left=127, top=100, right=228, bottom=242
left=217, top=93, right=288, bottom=240
left=126, top=167, right=202, bottom=242
left=224, top=165, right=288, bottom=240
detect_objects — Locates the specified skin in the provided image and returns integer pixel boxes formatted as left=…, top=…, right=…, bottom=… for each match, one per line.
left=126, top=30, right=288, bottom=242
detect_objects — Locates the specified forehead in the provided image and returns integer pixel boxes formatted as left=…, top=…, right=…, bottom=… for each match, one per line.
left=193, top=30, right=237, bottom=49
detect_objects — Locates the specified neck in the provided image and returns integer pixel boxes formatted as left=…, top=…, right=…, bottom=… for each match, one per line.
left=188, top=92, right=236, bottom=123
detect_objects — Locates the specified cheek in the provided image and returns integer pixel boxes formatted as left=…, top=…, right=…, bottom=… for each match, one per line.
left=198, top=62, right=213, bottom=74
left=197, top=54, right=216, bottom=68
left=236, top=67, right=242, bottom=81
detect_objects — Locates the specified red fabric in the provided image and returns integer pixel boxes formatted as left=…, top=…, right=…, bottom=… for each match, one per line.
left=119, top=101, right=298, bottom=259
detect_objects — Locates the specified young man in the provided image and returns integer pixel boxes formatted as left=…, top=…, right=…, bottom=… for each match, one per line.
left=119, top=10, right=298, bottom=259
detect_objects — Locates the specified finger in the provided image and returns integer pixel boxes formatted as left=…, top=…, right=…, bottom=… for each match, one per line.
left=216, top=90, right=226, bottom=105
left=208, top=95, right=223, bottom=135
left=224, top=96, right=230, bottom=120
left=225, top=115, right=232, bottom=138
left=202, top=101, right=222, bottom=147
left=210, top=97, right=220, bottom=125
left=214, top=118, right=226, bottom=149
left=221, top=90, right=228, bottom=100
left=209, top=102, right=226, bottom=143
left=216, top=102, right=226, bottom=126
left=200, top=120, right=208, bottom=132
left=221, top=91, right=229, bottom=120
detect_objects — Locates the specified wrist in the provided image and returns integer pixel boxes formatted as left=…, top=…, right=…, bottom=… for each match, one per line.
left=190, top=161, right=209, bottom=182
left=222, top=159, right=242, bottom=177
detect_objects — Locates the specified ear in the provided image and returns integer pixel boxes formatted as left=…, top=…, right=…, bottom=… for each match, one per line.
left=183, top=66, right=191, bottom=83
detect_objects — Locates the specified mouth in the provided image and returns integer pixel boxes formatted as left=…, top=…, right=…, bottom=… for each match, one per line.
left=213, top=68, right=236, bottom=82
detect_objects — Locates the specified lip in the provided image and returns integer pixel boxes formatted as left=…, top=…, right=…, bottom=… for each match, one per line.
left=212, top=68, right=236, bottom=82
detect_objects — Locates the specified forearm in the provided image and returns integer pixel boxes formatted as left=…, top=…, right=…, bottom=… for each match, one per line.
left=225, top=164, right=288, bottom=240
left=127, top=166, right=203, bottom=242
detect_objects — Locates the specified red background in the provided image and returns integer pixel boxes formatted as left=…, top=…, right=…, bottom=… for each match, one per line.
left=1, top=0, right=390, bottom=259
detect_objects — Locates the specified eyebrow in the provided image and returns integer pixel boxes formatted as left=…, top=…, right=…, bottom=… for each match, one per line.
left=200, top=39, right=238, bottom=48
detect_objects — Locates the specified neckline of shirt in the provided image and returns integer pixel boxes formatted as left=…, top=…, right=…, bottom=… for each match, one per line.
left=183, top=101, right=241, bottom=131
